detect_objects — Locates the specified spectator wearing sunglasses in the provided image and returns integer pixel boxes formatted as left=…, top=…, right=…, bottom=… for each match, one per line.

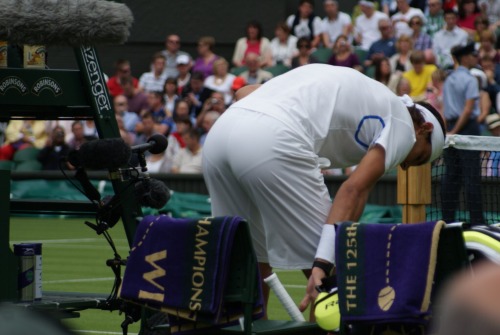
left=291, top=37, right=320, bottom=69
left=409, top=15, right=434, bottom=64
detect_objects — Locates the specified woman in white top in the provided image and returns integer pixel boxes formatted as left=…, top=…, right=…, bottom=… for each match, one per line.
left=146, top=152, right=171, bottom=173
left=389, top=34, right=413, bottom=73
left=270, top=21, right=298, bottom=67
left=163, top=78, right=179, bottom=116
left=232, top=20, right=272, bottom=68
left=204, top=58, right=236, bottom=106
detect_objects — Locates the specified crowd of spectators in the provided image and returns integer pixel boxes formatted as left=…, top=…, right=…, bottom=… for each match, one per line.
left=0, top=0, right=499, bottom=175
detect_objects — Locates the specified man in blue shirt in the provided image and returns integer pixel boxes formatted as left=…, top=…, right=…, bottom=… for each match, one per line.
left=441, top=42, right=485, bottom=225
left=364, top=19, right=396, bottom=68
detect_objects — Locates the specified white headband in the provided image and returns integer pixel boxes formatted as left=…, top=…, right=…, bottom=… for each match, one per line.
left=400, top=95, right=445, bottom=163
left=359, top=1, right=375, bottom=7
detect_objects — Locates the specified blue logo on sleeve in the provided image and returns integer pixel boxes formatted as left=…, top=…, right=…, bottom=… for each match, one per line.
left=354, top=116, right=385, bottom=149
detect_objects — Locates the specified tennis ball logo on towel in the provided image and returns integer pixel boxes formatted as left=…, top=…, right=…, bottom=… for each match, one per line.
left=378, top=285, right=396, bottom=311
left=379, top=225, right=398, bottom=312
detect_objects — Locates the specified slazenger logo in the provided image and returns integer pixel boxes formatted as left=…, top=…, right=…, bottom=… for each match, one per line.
left=32, top=77, right=62, bottom=96
left=0, top=76, right=28, bottom=95
left=81, top=46, right=111, bottom=114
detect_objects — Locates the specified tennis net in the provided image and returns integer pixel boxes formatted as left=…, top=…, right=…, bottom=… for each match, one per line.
left=428, top=134, right=500, bottom=225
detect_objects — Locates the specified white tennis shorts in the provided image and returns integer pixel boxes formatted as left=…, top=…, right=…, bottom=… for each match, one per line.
left=202, top=108, right=332, bottom=269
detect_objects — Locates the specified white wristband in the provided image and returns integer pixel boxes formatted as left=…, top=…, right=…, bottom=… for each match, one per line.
left=315, top=224, right=336, bottom=264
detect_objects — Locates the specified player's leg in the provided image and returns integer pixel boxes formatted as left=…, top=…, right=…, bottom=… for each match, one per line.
left=202, top=109, right=274, bottom=314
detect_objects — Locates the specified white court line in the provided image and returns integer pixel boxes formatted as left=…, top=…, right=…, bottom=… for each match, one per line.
left=40, top=244, right=128, bottom=250
left=11, top=238, right=128, bottom=244
left=75, top=330, right=137, bottom=335
left=44, top=276, right=306, bottom=288
left=284, top=284, right=307, bottom=289
left=44, top=277, right=115, bottom=284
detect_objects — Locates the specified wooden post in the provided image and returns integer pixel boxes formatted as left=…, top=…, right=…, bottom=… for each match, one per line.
left=397, top=163, right=431, bottom=223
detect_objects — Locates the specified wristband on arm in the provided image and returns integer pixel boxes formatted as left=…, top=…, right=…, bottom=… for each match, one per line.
left=314, top=224, right=336, bottom=264
left=312, top=259, right=334, bottom=276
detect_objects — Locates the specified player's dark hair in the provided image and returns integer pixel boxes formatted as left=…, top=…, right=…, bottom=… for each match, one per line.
left=407, top=100, right=447, bottom=145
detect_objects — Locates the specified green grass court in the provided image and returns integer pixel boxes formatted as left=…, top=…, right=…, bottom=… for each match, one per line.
left=10, top=217, right=309, bottom=335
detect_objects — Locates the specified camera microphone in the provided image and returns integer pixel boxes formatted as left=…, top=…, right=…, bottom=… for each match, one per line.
left=67, top=138, right=131, bottom=170
left=134, top=178, right=170, bottom=209
left=131, top=134, right=168, bottom=155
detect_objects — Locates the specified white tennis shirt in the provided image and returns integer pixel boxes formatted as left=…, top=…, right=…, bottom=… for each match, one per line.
left=231, top=64, right=416, bottom=171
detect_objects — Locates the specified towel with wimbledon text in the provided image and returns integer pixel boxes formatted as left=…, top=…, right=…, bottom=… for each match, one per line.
left=335, top=221, right=445, bottom=324
left=120, top=215, right=263, bottom=330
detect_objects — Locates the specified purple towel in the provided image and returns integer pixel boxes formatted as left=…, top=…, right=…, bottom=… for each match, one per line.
left=336, top=221, right=445, bottom=324
left=119, top=215, right=263, bottom=333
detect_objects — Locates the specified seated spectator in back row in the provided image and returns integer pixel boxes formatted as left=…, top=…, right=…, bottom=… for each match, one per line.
left=173, top=99, right=195, bottom=124
left=232, top=20, right=272, bottom=68
left=0, top=120, right=47, bottom=161
left=364, top=18, right=397, bottom=68
left=291, top=37, right=319, bottom=69
left=160, top=34, right=192, bottom=79
left=138, top=53, right=168, bottom=93
left=181, top=71, right=213, bottom=118
left=480, top=55, right=500, bottom=113
left=171, top=128, right=203, bottom=174
left=176, top=54, right=192, bottom=95
left=390, top=0, right=425, bottom=38
left=270, top=21, right=298, bottom=67
left=199, top=111, right=220, bottom=146
left=114, top=94, right=140, bottom=134
left=433, top=9, right=469, bottom=69
left=67, top=121, right=86, bottom=150
left=327, top=35, right=362, bottom=72
left=321, top=0, right=353, bottom=49
left=136, top=92, right=173, bottom=136
left=239, top=53, right=273, bottom=85
left=388, top=34, right=413, bottom=74
left=373, top=57, right=401, bottom=93
left=409, top=15, right=434, bottom=64
left=402, top=50, right=437, bottom=100
left=204, top=58, right=236, bottom=106
left=134, top=113, right=157, bottom=146
left=286, top=0, right=323, bottom=49
left=192, top=36, right=220, bottom=79
left=163, top=78, right=179, bottom=116
left=166, top=116, right=192, bottom=166
left=121, top=75, right=148, bottom=115
left=37, top=126, right=71, bottom=170
left=354, top=0, right=389, bottom=51
left=196, top=91, right=226, bottom=128
left=106, top=59, right=139, bottom=98
left=424, top=0, right=445, bottom=39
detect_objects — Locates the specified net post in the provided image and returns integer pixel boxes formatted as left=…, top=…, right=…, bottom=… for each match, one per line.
left=397, top=163, right=431, bottom=223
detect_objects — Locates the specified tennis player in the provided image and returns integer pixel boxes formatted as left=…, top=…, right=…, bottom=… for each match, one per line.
left=201, top=64, right=445, bottom=314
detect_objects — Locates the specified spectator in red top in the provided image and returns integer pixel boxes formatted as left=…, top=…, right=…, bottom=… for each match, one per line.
left=232, top=20, right=272, bottom=68
left=106, top=59, right=138, bottom=98
left=457, top=0, right=482, bottom=38
left=443, top=0, right=457, bottom=11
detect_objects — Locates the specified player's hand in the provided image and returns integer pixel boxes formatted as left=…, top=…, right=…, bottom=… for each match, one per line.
left=299, top=267, right=325, bottom=313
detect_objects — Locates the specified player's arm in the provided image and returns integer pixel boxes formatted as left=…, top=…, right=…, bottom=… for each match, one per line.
left=327, top=144, right=386, bottom=223
left=300, top=145, right=386, bottom=313
left=234, top=84, right=261, bottom=101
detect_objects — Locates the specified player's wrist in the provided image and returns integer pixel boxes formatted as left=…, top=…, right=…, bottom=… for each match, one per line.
left=312, top=259, right=334, bottom=276
left=315, top=224, right=336, bottom=264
